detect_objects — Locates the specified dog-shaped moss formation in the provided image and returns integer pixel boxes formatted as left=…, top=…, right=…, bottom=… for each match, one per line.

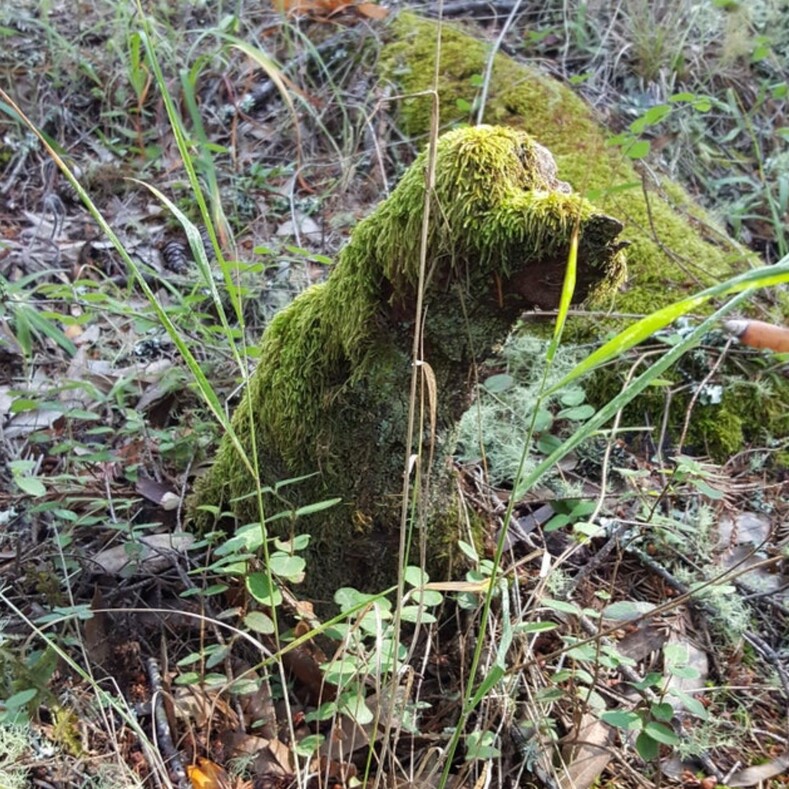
left=191, top=125, right=626, bottom=605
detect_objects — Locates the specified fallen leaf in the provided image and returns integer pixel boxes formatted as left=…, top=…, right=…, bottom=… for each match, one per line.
left=356, top=2, right=388, bottom=19
left=716, top=512, right=771, bottom=549
left=559, top=714, right=614, bottom=789
left=665, top=633, right=708, bottom=709
left=175, top=686, right=237, bottom=729
left=423, top=579, right=491, bottom=593
left=188, top=758, right=231, bottom=789
left=136, top=475, right=180, bottom=509
left=92, top=533, right=194, bottom=575
left=727, top=751, right=789, bottom=786
left=615, top=623, right=668, bottom=662
left=276, top=213, right=321, bottom=241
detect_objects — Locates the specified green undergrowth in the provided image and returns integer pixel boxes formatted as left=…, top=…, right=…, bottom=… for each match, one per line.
left=456, top=336, right=588, bottom=485
left=585, top=337, right=789, bottom=464
left=458, top=329, right=789, bottom=479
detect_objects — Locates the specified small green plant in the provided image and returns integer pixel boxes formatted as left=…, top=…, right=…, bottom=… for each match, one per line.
left=0, top=636, right=58, bottom=727
left=605, top=92, right=712, bottom=163
left=665, top=455, right=726, bottom=500
left=0, top=272, right=78, bottom=359
left=456, top=337, right=593, bottom=485
left=7, top=459, right=46, bottom=498
left=454, top=72, right=484, bottom=116
left=601, top=642, right=706, bottom=761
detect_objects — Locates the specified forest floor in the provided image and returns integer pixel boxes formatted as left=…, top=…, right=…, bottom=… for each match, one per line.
left=0, top=1, right=788, bottom=788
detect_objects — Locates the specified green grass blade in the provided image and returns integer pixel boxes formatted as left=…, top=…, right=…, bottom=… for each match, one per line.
left=548, top=255, right=789, bottom=393
left=547, top=225, right=579, bottom=364
left=514, top=283, right=772, bottom=499
left=135, top=27, right=247, bottom=332
left=178, top=67, right=232, bottom=248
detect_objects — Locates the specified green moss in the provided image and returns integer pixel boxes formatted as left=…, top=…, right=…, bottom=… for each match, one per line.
left=723, top=379, right=789, bottom=446
left=379, top=13, right=758, bottom=316
left=685, top=406, right=744, bottom=461
left=585, top=357, right=789, bottom=463
left=190, top=125, right=627, bottom=606
left=378, top=13, right=786, bottom=460
left=683, top=379, right=789, bottom=462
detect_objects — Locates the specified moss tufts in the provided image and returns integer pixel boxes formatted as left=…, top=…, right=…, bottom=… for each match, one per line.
left=378, top=13, right=786, bottom=460
left=379, top=14, right=758, bottom=316
left=190, top=125, right=626, bottom=606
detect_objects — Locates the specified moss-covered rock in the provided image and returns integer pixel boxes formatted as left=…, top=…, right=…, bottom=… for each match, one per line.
left=379, top=13, right=788, bottom=459
left=190, top=125, right=626, bottom=606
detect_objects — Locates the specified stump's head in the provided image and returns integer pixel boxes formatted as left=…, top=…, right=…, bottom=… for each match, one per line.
left=375, top=125, right=626, bottom=313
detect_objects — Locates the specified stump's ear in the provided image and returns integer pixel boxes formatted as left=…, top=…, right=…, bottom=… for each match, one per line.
left=583, top=214, right=625, bottom=247
left=580, top=214, right=630, bottom=261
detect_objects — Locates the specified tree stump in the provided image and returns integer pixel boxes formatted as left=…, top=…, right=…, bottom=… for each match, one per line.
left=190, top=125, right=626, bottom=607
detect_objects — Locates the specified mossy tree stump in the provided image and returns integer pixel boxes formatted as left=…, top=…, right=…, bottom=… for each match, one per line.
left=378, top=14, right=789, bottom=462
left=190, top=126, right=626, bottom=606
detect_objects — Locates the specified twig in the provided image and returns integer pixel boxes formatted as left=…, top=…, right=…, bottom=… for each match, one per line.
left=146, top=656, right=188, bottom=788
left=569, top=521, right=630, bottom=593
left=217, top=29, right=364, bottom=121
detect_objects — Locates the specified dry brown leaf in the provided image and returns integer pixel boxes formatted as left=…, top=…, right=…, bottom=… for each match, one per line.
left=276, top=212, right=321, bottom=241
left=188, top=758, right=232, bottom=789
left=423, top=579, right=491, bottom=593
left=356, top=2, right=388, bottom=19
left=294, top=598, right=317, bottom=621
left=3, top=404, right=63, bottom=439
left=727, top=751, right=789, bottom=786
left=221, top=732, right=291, bottom=777
left=236, top=670, right=277, bottom=738
left=281, top=640, right=335, bottom=706
left=135, top=475, right=180, bottom=510
left=268, top=737, right=294, bottom=773
left=0, top=319, right=24, bottom=356
left=0, top=385, right=15, bottom=416
left=92, top=532, right=194, bottom=575
left=175, top=685, right=237, bottom=729
left=318, top=713, right=371, bottom=761
left=275, top=0, right=386, bottom=20
left=615, top=622, right=668, bottom=662
left=716, top=512, right=771, bottom=549
left=665, top=633, right=708, bottom=711
left=559, top=714, right=614, bottom=789
left=309, top=753, right=358, bottom=786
